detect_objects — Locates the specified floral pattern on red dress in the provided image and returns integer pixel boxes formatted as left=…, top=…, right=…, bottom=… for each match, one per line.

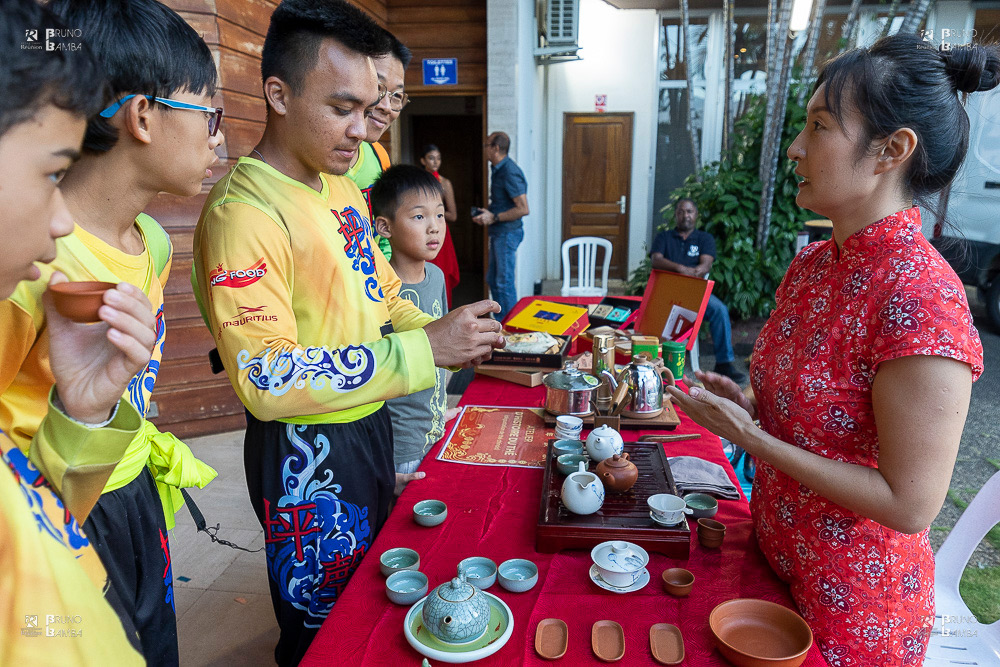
left=749, top=207, right=983, bottom=665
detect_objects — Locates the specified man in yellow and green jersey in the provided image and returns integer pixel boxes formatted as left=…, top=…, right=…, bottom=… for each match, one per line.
left=345, top=29, right=411, bottom=261
left=193, top=3, right=503, bottom=664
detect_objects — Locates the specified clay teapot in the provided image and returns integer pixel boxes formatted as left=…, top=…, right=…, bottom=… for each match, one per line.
left=596, top=452, right=638, bottom=493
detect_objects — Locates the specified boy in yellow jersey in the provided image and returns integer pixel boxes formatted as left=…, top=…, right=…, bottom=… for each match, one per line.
left=193, top=2, right=503, bottom=664
left=0, top=2, right=221, bottom=664
left=0, top=1, right=158, bottom=663
left=345, top=29, right=410, bottom=261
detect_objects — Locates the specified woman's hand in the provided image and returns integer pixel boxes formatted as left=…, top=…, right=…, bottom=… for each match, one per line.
left=44, top=273, right=156, bottom=423
left=691, top=370, right=756, bottom=419
left=664, top=383, right=757, bottom=445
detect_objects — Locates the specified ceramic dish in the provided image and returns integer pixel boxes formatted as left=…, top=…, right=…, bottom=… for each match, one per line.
left=661, top=568, right=695, bottom=597
left=590, top=540, right=649, bottom=588
left=413, top=499, right=447, bottom=527
left=709, top=598, right=813, bottom=667
left=649, top=511, right=684, bottom=528
left=684, top=493, right=719, bottom=518
left=650, top=623, right=685, bottom=665
left=592, top=620, right=625, bottom=662
left=48, top=281, right=116, bottom=323
left=379, top=547, right=420, bottom=577
left=403, top=592, right=513, bottom=664
left=385, top=570, right=428, bottom=605
left=589, top=564, right=650, bottom=594
left=556, top=453, right=589, bottom=476
left=498, top=558, right=538, bottom=593
left=457, top=557, right=497, bottom=589
left=534, top=618, right=568, bottom=660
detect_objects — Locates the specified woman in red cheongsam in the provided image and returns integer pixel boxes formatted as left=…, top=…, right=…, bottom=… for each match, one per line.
left=669, top=35, right=997, bottom=665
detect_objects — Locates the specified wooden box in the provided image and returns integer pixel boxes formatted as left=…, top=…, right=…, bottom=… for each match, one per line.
left=473, top=366, right=545, bottom=387
left=536, top=441, right=690, bottom=559
left=482, top=335, right=570, bottom=370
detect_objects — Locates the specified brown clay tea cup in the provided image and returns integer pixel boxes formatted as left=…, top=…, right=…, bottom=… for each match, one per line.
left=48, top=281, right=116, bottom=323
left=698, top=532, right=725, bottom=549
left=697, top=518, right=726, bottom=538
left=661, top=568, right=695, bottom=597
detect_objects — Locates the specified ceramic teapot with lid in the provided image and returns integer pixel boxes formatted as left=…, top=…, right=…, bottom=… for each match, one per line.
left=421, top=573, right=491, bottom=644
left=601, top=355, right=675, bottom=419
left=585, top=424, right=624, bottom=463
left=596, top=452, right=638, bottom=493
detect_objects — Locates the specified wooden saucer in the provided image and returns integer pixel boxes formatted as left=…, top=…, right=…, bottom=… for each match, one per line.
left=534, top=618, right=568, bottom=660
left=592, top=620, right=625, bottom=662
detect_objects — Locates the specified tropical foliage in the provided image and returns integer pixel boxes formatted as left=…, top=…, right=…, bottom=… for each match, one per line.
left=626, top=87, right=814, bottom=319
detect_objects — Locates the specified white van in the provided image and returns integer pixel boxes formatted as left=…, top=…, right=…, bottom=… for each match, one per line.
left=927, top=86, right=1000, bottom=332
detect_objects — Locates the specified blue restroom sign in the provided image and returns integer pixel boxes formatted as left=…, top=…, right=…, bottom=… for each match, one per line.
left=422, top=58, right=458, bottom=86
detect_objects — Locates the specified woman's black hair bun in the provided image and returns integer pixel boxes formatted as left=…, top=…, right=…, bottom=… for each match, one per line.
left=943, top=43, right=1000, bottom=93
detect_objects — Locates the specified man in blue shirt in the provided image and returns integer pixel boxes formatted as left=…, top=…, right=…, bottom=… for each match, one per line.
left=473, top=131, right=529, bottom=320
left=651, top=198, right=747, bottom=384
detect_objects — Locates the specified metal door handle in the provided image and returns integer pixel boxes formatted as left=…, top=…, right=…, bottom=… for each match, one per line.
left=618, top=195, right=627, bottom=214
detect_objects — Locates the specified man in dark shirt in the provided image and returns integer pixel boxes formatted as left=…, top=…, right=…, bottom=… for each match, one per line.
left=473, top=131, right=529, bottom=320
left=650, top=198, right=747, bottom=384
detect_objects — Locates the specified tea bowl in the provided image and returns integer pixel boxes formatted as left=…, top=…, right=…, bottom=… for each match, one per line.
left=498, top=559, right=538, bottom=593
left=697, top=518, right=726, bottom=537
left=385, top=570, right=428, bottom=605
left=661, top=568, right=695, bottom=597
left=379, top=547, right=420, bottom=577
left=413, top=499, right=447, bottom=527
left=684, top=493, right=719, bottom=519
left=458, top=556, right=497, bottom=589
left=648, top=493, right=693, bottom=525
left=556, top=453, right=589, bottom=476
left=48, top=281, right=116, bottom=323
left=552, top=439, right=584, bottom=458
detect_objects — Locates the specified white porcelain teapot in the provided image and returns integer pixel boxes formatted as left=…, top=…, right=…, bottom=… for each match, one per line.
left=585, top=424, right=624, bottom=463
left=560, top=461, right=605, bottom=515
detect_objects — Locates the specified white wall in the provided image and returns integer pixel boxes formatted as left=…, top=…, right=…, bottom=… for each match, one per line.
left=542, top=0, right=659, bottom=281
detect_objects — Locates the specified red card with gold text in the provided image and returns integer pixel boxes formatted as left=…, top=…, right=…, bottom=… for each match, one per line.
left=436, top=406, right=555, bottom=468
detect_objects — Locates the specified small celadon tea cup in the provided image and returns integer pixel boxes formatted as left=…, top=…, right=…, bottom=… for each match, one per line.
left=385, top=570, right=428, bottom=605
left=498, top=559, right=538, bottom=593
left=556, top=453, right=589, bottom=476
left=413, top=499, right=447, bottom=527
left=458, top=556, right=497, bottom=589
left=379, top=547, right=420, bottom=577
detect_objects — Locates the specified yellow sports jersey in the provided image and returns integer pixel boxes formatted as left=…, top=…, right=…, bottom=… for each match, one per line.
left=0, top=218, right=215, bottom=526
left=193, top=157, right=437, bottom=424
left=0, top=398, right=144, bottom=665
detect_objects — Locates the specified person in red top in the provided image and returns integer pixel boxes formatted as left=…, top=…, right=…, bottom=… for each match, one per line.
left=669, top=35, right=997, bottom=664
left=420, top=144, right=461, bottom=306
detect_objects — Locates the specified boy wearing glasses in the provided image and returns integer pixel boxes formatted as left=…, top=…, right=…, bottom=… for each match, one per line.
left=0, top=1, right=221, bottom=664
left=346, top=30, right=411, bottom=260
left=193, top=2, right=503, bottom=663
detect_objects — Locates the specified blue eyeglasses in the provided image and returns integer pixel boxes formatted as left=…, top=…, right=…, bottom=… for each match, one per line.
left=99, top=94, right=224, bottom=136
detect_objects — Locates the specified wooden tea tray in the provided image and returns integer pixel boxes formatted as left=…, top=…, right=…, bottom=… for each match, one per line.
left=543, top=403, right=680, bottom=430
left=536, top=441, right=691, bottom=559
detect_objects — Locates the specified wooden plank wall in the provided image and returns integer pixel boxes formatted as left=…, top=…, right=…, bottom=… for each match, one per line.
left=150, top=0, right=483, bottom=437
left=387, top=0, right=486, bottom=96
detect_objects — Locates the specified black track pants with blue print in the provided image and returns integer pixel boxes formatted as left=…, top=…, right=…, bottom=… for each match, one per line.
left=84, top=467, right=178, bottom=666
left=244, top=406, right=395, bottom=667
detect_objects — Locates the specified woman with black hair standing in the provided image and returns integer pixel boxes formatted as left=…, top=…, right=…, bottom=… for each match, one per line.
left=669, top=35, right=997, bottom=663
left=420, top=144, right=461, bottom=306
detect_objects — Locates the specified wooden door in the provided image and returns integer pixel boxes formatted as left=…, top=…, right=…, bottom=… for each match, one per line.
left=562, top=113, right=633, bottom=279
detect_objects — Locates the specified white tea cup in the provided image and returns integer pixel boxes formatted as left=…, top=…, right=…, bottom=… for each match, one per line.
left=648, top=493, right=693, bottom=525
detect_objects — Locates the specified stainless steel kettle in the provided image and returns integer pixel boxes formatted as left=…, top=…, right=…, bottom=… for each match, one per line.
left=601, top=356, right=675, bottom=419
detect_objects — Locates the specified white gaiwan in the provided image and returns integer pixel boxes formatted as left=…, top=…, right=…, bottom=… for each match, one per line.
left=585, top=424, right=624, bottom=463
left=591, top=540, right=649, bottom=588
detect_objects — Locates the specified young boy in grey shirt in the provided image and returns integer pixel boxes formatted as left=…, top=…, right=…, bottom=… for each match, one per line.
left=372, top=165, right=457, bottom=478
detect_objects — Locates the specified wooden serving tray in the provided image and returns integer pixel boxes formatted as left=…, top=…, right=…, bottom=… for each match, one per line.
left=543, top=403, right=680, bottom=430
left=536, top=441, right=691, bottom=559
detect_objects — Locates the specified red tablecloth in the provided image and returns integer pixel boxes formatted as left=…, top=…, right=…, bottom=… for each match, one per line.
left=302, top=299, right=826, bottom=666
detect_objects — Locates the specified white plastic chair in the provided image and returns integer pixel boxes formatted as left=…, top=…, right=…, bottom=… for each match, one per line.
left=560, top=237, right=612, bottom=297
left=924, top=470, right=1000, bottom=665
